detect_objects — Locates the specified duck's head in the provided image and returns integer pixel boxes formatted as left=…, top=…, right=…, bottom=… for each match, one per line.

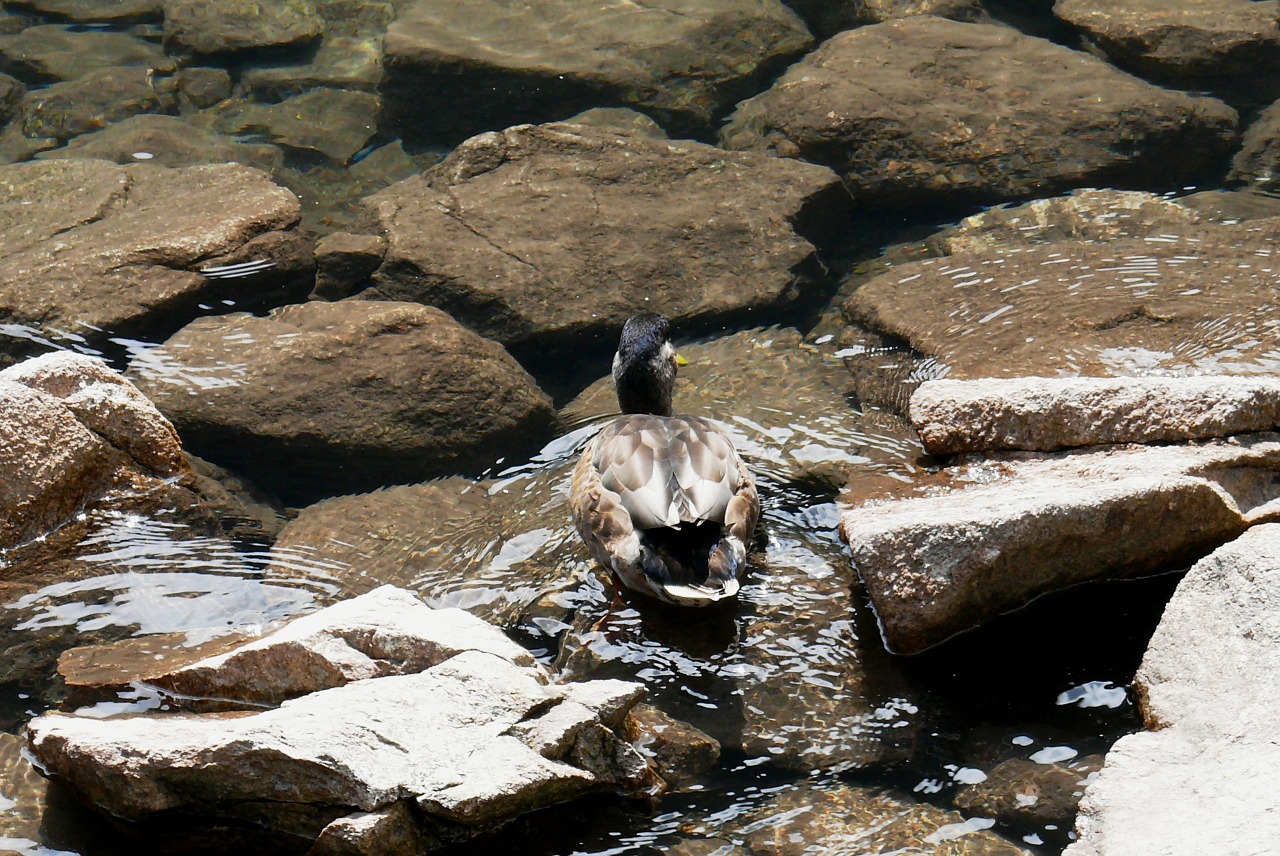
left=613, top=313, right=683, bottom=416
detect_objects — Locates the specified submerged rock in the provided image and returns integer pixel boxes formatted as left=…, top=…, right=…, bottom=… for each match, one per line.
left=0, top=351, right=188, bottom=551
left=1054, top=0, right=1280, bottom=90
left=1068, top=524, right=1280, bottom=855
left=840, top=435, right=1280, bottom=653
left=720, top=17, right=1236, bottom=207
left=214, top=87, right=379, bottom=162
left=624, top=704, right=720, bottom=786
left=910, top=376, right=1280, bottom=454
left=956, top=755, right=1102, bottom=829
left=1229, top=97, right=1280, bottom=192
left=784, top=0, right=986, bottom=38
left=381, top=0, right=811, bottom=141
left=0, top=159, right=308, bottom=360
left=3, top=0, right=163, bottom=23
left=163, top=0, right=324, bottom=56
left=21, top=65, right=178, bottom=140
left=0, top=25, right=172, bottom=83
left=27, top=587, right=651, bottom=852
left=366, top=122, right=848, bottom=364
left=0, top=731, right=48, bottom=846
left=128, top=301, right=556, bottom=501
left=39, top=113, right=282, bottom=170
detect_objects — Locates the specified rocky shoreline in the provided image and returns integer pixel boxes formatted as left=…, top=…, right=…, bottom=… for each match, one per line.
left=5, top=0, right=1280, bottom=853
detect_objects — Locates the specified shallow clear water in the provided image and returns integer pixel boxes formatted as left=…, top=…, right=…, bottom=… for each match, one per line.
left=0, top=1, right=1264, bottom=853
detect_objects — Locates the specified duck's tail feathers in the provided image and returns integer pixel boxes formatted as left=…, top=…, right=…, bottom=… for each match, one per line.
left=638, top=523, right=745, bottom=605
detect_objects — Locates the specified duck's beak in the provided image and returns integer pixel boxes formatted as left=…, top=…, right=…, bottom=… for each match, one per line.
left=675, top=352, right=689, bottom=367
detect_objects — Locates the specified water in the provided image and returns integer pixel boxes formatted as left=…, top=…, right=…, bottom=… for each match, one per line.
left=0, top=1, right=1265, bottom=853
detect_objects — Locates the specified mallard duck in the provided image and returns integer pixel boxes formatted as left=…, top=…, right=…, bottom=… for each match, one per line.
left=570, top=313, right=760, bottom=605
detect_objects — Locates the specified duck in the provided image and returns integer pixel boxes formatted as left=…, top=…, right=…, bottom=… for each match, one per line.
left=569, top=313, right=760, bottom=606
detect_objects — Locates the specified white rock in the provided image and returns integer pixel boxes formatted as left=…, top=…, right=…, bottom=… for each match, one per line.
left=911, top=375, right=1280, bottom=455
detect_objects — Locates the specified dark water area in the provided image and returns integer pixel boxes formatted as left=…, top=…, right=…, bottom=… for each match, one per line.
left=4, top=0, right=1279, bottom=854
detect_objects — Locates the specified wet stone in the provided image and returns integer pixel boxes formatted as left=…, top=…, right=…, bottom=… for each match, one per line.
left=313, top=231, right=386, bottom=300
left=163, top=0, right=325, bottom=56
left=624, top=703, right=720, bottom=787
left=1229, top=96, right=1280, bottom=192
left=21, top=66, right=178, bottom=141
left=0, top=731, right=48, bottom=847
left=3, top=0, right=163, bottom=23
left=955, top=755, right=1102, bottom=828
left=214, top=87, right=379, bottom=162
left=40, top=113, right=282, bottom=170
left=1054, top=0, right=1280, bottom=92
left=0, top=159, right=306, bottom=358
left=366, top=122, right=849, bottom=365
left=176, top=66, right=233, bottom=109
left=0, top=25, right=172, bottom=83
left=0, top=71, right=21, bottom=124
left=381, top=0, right=812, bottom=142
left=57, top=631, right=251, bottom=698
left=720, top=17, right=1237, bottom=208
left=562, top=107, right=669, bottom=139
left=128, top=301, right=556, bottom=502
left=784, top=0, right=987, bottom=39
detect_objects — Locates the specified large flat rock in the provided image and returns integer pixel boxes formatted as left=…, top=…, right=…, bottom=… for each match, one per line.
left=910, top=376, right=1280, bottom=454
left=720, top=17, right=1237, bottom=207
left=128, top=300, right=556, bottom=501
left=840, top=436, right=1280, bottom=653
left=381, top=0, right=811, bottom=141
left=365, top=122, right=848, bottom=363
left=1067, top=524, right=1280, bottom=854
left=0, top=159, right=309, bottom=361
left=846, top=204, right=1280, bottom=380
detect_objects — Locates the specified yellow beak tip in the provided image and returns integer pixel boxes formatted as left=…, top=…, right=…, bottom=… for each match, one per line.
left=675, top=353, right=689, bottom=367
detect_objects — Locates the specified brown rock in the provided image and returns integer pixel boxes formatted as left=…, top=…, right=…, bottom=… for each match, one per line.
left=0, top=159, right=307, bottom=360
left=21, top=65, right=178, bottom=140
left=720, top=17, right=1237, bottom=207
left=625, top=704, right=720, bottom=786
left=0, top=24, right=171, bottom=82
left=840, top=435, right=1280, bottom=653
left=128, top=301, right=556, bottom=500
left=784, top=0, right=986, bottom=39
left=366, top=122, right=848, bottom=363
left=381, top=0, right=811, bottom=141
left=214, top=88, right=379, bottom=162
left=163, top=0, right=324, bottom=56
left=1054, top=0, right=1280, bottom=89
left=40, top=113, right=282, bottom=170
left=176, top=66, right=233, bottom=108
left=910, top=376, right=1280, bottom=454
left=955, top=755, right=1103, bottom=827
left=1068, top=524, right=1280, bottom=855
left=1229, top=96, right=1280, bottom=192
left=3, top=0, right=162, bottom=23
left=313, top=231, right=386, bottom=299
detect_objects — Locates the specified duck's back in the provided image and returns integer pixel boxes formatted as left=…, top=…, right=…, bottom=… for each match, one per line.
left=590, top=414, right=743, bottom=529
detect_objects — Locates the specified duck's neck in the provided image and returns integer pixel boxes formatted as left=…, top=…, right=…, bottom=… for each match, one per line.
left=614, top=367, right=674, bottom=417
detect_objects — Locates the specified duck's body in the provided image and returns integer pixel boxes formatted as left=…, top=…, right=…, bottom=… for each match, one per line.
left=569, top=314, right=759, bottom=606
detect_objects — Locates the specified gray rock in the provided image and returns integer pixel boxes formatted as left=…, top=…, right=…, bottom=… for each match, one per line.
left=313, top=231, right=386, bottom=299
left=1054, top=0, right=1280, bottom=87
left=955, top=755, right=1103, bottom=828
left=910, top=376, right=1280, bottom=454
left=164, top=0, right=324, bottom=56
left=0, top=24, right=171, bottom=82
left=840, top=435, right=1280, bottom=653
left=1067, top=524, right=1280, bottom=855
left=365, top=122, right=848, bottom=361
left=21, top=66, right=178, bottom=140
left=381, top=0, right=811, bottom=141
left=214, top=88, right=379, bottom=162
left=39, top=113, right=282, bottom=170
left=0, top=351, right=189, bottom=550
left=1229, top=97, right=1280, bottom=192
left=784, top=0, right=986, bottom=39
left=127, top=301, right=556, bottom=500
left=3, top=0, right=163, bottom=23
left=720, top=17, right=1237, bottom=207
left=846, top=212, right=1280, bottom=382
left=0, top=159, right=306, bottom=359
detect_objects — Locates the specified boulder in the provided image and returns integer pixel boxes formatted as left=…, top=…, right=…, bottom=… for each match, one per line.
left=21, top=65, right=179, bottom=140
left=0, top=159, right=308, bottom=361
left=846, top=212, right=1280, bottom=381
left=1054, top=0, right=1280, bottom=90
left=27, top=587, right=651, bottom=853
left=365, top=122, right=849, bottom=364
left=381, top=0, right=811, bottom=142
left=241, top=0, right=393, bottom=98
left=0, top=351, right=188, bottom=550
left=1229, top=97, right=1280, bottom=192
left=0, top=25, right=172, bottom=83
left=163, top=0, right=324, bottom=56
left=176, top=67, right=233, bottom=108
left=784, top=0, right=986, bottom=39
left=840, top=435, right=1280, bottom=653
left=1067, top=524, right=1280, bottom=855
left=720, top=18, right=1237, bottom=207
left=910, top=376, right=1280, bottom=454
left=214, top=88, right=379, bottom=162
left=39, top=114, right=282, bottom=170
left=127, top=301, right=556, bottom=501
left=955, top=755, right=1102, bottom=828
left=313, top=231, right=386, bottom=299
left=624, top=704, right=720, bottom=786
